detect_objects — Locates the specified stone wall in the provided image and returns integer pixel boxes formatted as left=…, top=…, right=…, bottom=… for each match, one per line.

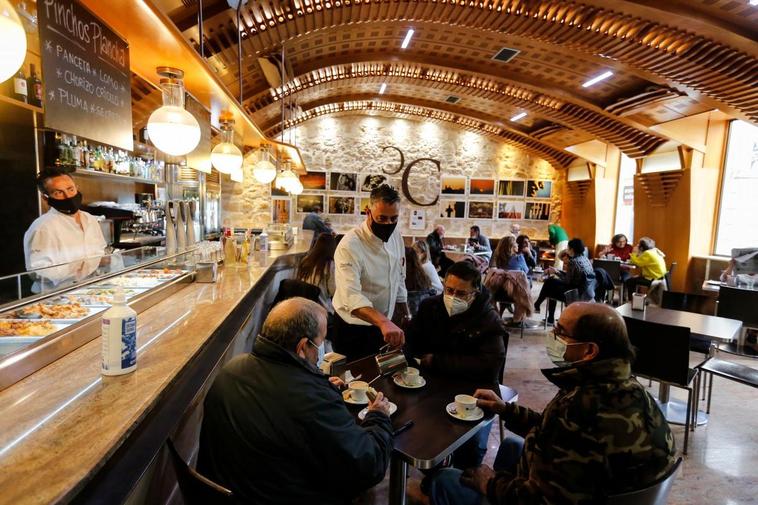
left=222, top=114, right=563, bottom=240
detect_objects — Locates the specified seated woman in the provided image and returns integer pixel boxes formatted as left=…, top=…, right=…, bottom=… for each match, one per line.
left=600, top=233, right=634, bottom=262
left=413, top=240, right=443, bottom=294
left=534, top=238, right=596, bottom=324
left=405, top=246, right=435, bottom=317
left=516, top=234, right=538, bottom=271
left=493, top=235, right=529, bottom=274
left=296, top=233, right=337, bottom=313
left=624, top=236, right=667, bottom=299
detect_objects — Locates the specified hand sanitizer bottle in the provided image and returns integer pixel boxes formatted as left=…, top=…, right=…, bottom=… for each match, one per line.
left=101, top=287, right=137, bottom=375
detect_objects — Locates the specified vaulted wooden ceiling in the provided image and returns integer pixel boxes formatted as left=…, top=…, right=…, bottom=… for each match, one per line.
left=155, top=0, right=757, bottom=169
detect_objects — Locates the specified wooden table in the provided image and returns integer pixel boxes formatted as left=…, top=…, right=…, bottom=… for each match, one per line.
left=338, top=356, right=497, bottom=505
left=616, top=303, right=742, bottom=425
left=616, top=303, right=742, bottom=343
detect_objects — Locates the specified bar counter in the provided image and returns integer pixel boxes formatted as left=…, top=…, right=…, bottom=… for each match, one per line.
left=0, top=234, right=313, bottom=505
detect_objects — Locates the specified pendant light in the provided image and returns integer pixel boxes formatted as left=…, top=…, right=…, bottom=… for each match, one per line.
left=275, top=159, right=299, bottom=193
left=0, top=0, right=26, bottom=83
left=252, top=144, right=277, bottom=183
left=211, top=117, right=243, bottom=174
left=147, top=67, right=201, bottom=156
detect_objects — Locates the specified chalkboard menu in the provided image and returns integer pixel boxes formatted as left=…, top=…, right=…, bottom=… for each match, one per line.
left=39, top=0, right=133, bottom=151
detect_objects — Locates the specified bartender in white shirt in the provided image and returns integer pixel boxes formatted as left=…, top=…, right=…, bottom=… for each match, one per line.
left=23, top=168, right=107, bottom=286
left=332, top=184, right=410, bottom=360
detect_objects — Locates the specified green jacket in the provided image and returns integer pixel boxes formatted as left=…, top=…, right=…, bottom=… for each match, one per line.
left=489, top=358, right=676, bottom=505
left=548, top=224, right=569, bottom=245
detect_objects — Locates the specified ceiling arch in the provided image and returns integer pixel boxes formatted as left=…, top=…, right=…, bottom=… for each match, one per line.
left=253, top=61, right=666, bottom=157
left=266, top=98, right=577, bottom=170
left=207, top=0, right=758, bottom=123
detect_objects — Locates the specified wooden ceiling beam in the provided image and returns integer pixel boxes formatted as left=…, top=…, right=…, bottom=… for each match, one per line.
left=252, top=63, right=665, bottom=158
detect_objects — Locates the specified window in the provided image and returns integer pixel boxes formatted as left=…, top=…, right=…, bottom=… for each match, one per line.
left=613, top=153, right=636, bottom=242
left=715, top=120, right=758, bottom=256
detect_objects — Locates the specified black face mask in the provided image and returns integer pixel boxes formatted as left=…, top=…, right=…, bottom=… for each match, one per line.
left=47, top=192, right=83, bottom=215
left=368, top=211, right=397, bottom=242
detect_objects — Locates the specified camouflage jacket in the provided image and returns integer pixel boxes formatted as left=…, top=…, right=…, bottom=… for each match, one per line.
left=488, top=358, right=677, bottom=505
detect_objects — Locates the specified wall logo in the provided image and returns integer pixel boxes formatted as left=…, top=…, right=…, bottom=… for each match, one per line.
left=380, top=146, right=441, bottom=207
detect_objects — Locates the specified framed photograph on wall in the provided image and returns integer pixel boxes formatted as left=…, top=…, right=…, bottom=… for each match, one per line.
left=300, top=172, right=327, bottom=191
left=439, top=200, right=466, bottom=219
left=525, top=201, right=551, bottom=221
left=468, top=201, right=494, bottom=219
left=359, top=197, right=372, bottom=215
left=328, top=196, right=355, bottom=214
left=360, top=174, right=388, bottom=192
left=330, top=172, right=357, bottom=192
left=271, top=181, right=290, bottom=197
left=271, top=199, right=291, bottom=223
left=497, top=180, right=526, bottom=197
left=527, top=180, right=552, bottom=199
left=296, top=194, right=325, bottom=213
left=497, top=200, right=526, bottom=219
left=440, top=176, right=466, bottom=195
left=469, top=178, right=495, bottom=196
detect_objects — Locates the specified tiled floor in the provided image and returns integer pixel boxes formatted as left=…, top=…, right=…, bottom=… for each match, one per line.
left=360, top=308, right=758, bottom=505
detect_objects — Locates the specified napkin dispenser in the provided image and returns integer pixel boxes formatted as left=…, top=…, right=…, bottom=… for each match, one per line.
left=631, top=292, right=647, bottom=311
left=195, top=261, right=218, bottom=283
left=320, top=351, right=346, bottom=375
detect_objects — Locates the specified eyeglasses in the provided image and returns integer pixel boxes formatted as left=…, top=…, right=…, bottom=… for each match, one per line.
left=307, top=339, right=321, bottom=350
left=443, top=286, right=476, bottom=299
left=552, top=322, right=573, bottom=341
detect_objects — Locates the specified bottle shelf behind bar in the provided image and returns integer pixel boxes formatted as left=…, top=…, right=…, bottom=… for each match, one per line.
left=73, top=168, right=164, bottom=186
left=0, top=94, right=43, bottom=114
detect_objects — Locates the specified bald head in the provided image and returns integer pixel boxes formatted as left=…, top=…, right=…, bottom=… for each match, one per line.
left=558, top=302, right=635, bottom=362
left=262, top=297, right=327, bottom=351
left=435, top=225, right=445, bottom=236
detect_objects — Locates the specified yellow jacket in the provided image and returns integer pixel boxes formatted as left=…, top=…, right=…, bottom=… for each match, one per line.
left=629, top=249, right=667, bottom=280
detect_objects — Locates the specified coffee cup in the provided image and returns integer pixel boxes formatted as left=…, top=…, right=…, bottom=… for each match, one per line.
left=349, top=381, right=369, bottom=402
left=402, top=367, right=421, bottom=386
left=454, top=394, right=478, bottom=418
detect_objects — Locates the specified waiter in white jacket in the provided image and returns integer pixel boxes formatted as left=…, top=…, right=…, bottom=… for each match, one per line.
left=24, top=168, right=107, bottom=287
left=332, top=184, right=410, bottom=361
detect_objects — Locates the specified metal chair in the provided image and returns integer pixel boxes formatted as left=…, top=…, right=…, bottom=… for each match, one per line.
left=716, top=286, right=758, bottom=358
left=604, top=457, right=683, bottom=505
left=622, top=317, right=699, bottom=454
left=664, top=262, right=677, bottom=292
left=542, top=288, right=579, bottom=328
left=167, top=438, right=234, bottom=505
left=698, top=357, right=758, bottom=414
left=593, top=259, right=624, bottom=304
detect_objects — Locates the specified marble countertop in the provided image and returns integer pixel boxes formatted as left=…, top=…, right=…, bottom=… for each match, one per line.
left=0, top=235, right=312, bottom=505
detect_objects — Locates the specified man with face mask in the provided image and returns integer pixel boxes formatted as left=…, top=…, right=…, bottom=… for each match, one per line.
left=333, top=184, right=410, bottom=360
left=199, top=298, right=393, bottom=505
left=23, top=168, right=107, bottom=281
left=427, top=302, right=676, bottom=505
left=405, top=260, right=508, bottom=472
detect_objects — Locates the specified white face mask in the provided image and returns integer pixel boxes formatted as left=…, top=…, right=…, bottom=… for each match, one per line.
left=443, top=294, right=471, bottom=317
left=307, top=339, right=326, bottom=368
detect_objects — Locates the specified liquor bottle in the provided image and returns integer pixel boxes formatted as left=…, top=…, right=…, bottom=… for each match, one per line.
left=81, top=140, right=90, bottom=168
left=26, top=64, right=43, bottom=107
left=13, top=69, right=28, bottom=103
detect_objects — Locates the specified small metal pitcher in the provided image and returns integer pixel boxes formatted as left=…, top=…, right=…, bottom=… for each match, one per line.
left=375, top=345, right=408, bottom=377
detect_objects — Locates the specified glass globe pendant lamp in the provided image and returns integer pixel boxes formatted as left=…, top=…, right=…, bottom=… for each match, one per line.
left=211, top=118, right=243, bottom=174
left=275, top=160, right=299, bottom=193
left=0, top=0, right=26, bottom=83
left=146, top=67, right=201, bottom=156
left=290, top=177, right=304, bottom=195
left=252, top=144, right=277, bottom=183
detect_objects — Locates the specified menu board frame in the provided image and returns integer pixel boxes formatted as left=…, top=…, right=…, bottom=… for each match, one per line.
left=39, top=0, right=133, bottom=150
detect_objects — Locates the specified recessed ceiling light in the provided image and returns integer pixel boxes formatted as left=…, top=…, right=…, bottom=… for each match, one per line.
left=510, top=112, right=527, bottom=121
left=582, top=71, right=614, bottom=88
left=379, top=83, right=387, bottom=94
left=401, top=29, right=415, bottom=49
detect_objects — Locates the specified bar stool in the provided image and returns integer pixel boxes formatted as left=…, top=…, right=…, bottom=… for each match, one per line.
left=166, top=438, right=234, bottom=505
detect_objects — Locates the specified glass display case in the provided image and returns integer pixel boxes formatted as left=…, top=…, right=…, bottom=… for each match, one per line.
left=0, top=247, right=197, bottom=390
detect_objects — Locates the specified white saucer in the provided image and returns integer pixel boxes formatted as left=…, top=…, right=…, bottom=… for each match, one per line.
left=446, top=402, right=484, bottom=421
left=358, top=402, right=398, bottom=420
left=342, top=388, right=376, bottom=405
left=393, top=374, right=427, bottom=389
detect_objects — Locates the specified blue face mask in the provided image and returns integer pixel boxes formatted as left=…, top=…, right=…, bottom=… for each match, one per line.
left=308, top=339, right=326, bottom=368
